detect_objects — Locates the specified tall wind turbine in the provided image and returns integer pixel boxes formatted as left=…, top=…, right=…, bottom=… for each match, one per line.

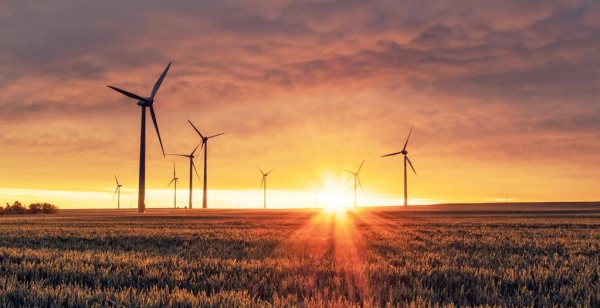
left=257, top=167, right=274, bottom=209
left=107, top=62, right=171, bottom=213
left=187, top=120, right=224, bottom=209
left=113, top=175, right=122, bottom=209
left=344, top=160, right=365, bottom=208
left=167, top=163, right=179, bottom=209
left=381, top=126, right=417, bottom=207
left=166, top=143, right=201, bottom=209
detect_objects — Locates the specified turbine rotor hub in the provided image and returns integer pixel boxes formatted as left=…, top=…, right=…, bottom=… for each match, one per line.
left=402, top=150, right=408, bottom=155
left=137, top=98, right=154, bottom=107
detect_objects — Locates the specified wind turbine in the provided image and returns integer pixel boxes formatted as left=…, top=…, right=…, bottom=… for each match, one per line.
left=344, top=160, right=365, bottom=208
left=167, top=163, right=179, bottom=209
left=107, top=62, right=171, bottom=213
left=381, top=126, right=417, bottom=207
left=113, top=175, right=122, bottom=209
left=187, top=120, right=224, bottom=209
left=257, top=167, right=274, bottom=209
left=166, top=143, right=201, bottom=209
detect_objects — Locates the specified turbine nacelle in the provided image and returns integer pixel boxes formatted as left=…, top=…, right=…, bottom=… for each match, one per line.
left=137, top=98, right=154, bottom=107
left=401, top=150, right=408, bottom=155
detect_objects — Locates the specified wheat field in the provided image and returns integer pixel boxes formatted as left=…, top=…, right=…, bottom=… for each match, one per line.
left=1, top=204, right=599, bottom=307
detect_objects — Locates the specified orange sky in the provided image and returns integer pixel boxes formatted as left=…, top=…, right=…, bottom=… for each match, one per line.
left=1, top=1, right=599, bottom=208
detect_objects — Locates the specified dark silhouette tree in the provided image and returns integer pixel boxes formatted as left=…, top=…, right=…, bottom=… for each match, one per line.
left=28, top=203, right=43, bottom=214
left=1, top=201, right=59, bottom=215
left=40, top=203, right=59, bottom=213
left=5, top=201, right=27, bottom=215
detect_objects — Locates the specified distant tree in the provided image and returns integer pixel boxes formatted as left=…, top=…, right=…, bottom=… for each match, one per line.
left=28, top=203, right=43, bottom=214
left=1, top=201, right=59, bottom=215
left=40, top=203, right=59, bottom=214
left=5, top=201, right=27, bottom=215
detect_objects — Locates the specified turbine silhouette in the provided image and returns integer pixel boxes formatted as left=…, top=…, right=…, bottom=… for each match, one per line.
left=258, top=167, right=274, bottom=209
left=381, top=126, right=417, bottom=207
left=166, top=143, right=201, bottom=209
left=107, top=62, right=171, bottom=213
left=167, top=163, right=179, bottom=209
left=188, top=120, right=224, bottom=209
left=344, top=160, right=365, bottom=208
left=113, top=175, right=122, bottom=210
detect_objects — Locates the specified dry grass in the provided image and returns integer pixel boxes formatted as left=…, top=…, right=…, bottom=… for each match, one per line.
left=1, top=203, right=599, bottom=307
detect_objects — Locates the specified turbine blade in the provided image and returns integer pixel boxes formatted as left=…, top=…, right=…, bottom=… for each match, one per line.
left=107, top=86, right=148, bottom=102
left=266, top=169, right=274, bottom=175
left=208, top=133, right=224, bottom=139
left=357, top=176, right=363, bottom=191
left=113, top=186, right=118, bottom=199
left=406, top=156, right=417, bottom=175
left=358, top=159, right=365, bottom=173
left=192, top=161, right=201, bottom=181
left=195, top=141, right=205, bottom=165
left=257, top=166, right=265, bottom=175
left=166, top=154, right=189, bottom=158
left=345, top=175, right=351, bottom=185
left=381, top=151, right=402, bottom=157
left=187, top=119, right=204, bottom=139
left=402, top=126, right=414, bottom=152
left=151, top=62, right=171, bottom=99
left=149, top=106, right=165, bottom=157
left=344, top=169, right=353, bottom=174
left=190, top=141, right=202, bottom=156
left=167, top=178, right=175, bottom=188
left=173, top=163, right=176, bottom=178
left=260, top=176, right=265, bottom=189
left=114, top=174, right=119, bottom=185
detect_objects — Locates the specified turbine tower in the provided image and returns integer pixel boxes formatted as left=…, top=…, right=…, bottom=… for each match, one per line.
left=107, top=62, right=171, bottom=213
left=166, top=143, right=201, bottom=209
left=381, top=126, right=417, bottom=207
left=344, top=160, right=365, bottom=208
left=113, top=175, right=122, bottom=209
left=187, top=120, right=224, bottom=209
left=167, top=163, right=179, bottom=209
left=257, top=167, right=274, bottom=209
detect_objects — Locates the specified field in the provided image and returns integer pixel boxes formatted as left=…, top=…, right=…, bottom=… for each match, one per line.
left=1, top=203, right=599, bottom=307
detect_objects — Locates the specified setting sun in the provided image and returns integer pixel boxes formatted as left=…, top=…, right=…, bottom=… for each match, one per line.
left=321, top=192, right=347, bottom=213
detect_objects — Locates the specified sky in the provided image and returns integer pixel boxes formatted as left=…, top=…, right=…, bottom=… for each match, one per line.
left=1, top=0, right=599, bottom=209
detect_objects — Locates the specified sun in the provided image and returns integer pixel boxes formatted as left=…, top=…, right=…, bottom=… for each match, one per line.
left=321, top=193, right=347, bottom=213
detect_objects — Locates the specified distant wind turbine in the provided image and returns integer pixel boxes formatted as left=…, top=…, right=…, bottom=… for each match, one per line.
left=113, top=175, right=122, bottom=209
left=107, top=62, right=171, bottom=213
left=188, top=120, right=224, bottom=209
left=167, top=163, right=179, bottom=209
left=344, top=160, right=365, bottom=208
left=257, top=167, right=274, bottom=209
left=381, top=126, right=417, bottom=207
left=166, top=143, right=201, bottom=209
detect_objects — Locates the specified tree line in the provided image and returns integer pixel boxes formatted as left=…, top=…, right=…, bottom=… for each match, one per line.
left=1, top=201, right=59, bottom=215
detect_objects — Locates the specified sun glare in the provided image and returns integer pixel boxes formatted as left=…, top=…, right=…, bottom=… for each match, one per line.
left=321, top=193, right=347, bottom=213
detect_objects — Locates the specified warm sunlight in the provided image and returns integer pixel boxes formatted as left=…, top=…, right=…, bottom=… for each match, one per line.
left=321, top=192, right=347, bottom=213
left=318, top=173, right=348, bottom=212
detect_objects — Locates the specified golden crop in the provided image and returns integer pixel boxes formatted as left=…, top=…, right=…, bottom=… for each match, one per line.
left=0, top=207, right=599, bottom=307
